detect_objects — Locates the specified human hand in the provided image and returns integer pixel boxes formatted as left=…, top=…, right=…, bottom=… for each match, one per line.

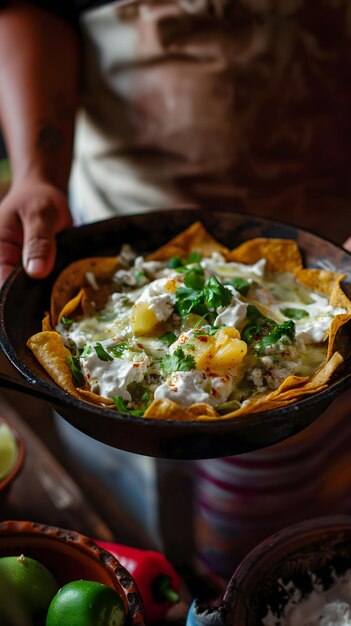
left=0, top=179, right=72, bottom=287
left=343, top=237, right=351, bottom=253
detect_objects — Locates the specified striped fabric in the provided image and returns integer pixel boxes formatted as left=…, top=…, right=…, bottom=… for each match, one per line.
left=194, top=389, right=351, bottom=578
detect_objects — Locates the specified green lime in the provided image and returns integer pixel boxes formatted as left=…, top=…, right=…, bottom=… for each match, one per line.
left=0, top=555, right=59, bottom=625
left=0, top=423, right=18, bottom=480
left=46, top=580, right=126, bottom=626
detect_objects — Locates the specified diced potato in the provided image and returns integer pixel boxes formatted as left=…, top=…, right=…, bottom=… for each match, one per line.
left=210, top=338, right=247, bottom=371
left=131, top=302, right=158, bottom=335
left=215, top=327, right=240, bottom=343
left=194, top=335, right=215, bottom=370
left=193, top=328, right=247, bottom=372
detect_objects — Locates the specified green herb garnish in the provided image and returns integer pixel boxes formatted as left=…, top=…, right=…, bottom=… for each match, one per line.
left=108, top=341, right=130, bottom=358
left=226, top=277, right=250, bottom=296
left=160, top=347, right=196, bottom=374
left=159, top=332, right=177, bottom=347
left=67, top=354, right=84, bottom=386
left=280, top=307, right=309, bottom=320
left=80, top=345, right=92, bottom=359
left=255, top=320, right=296, bottom=355
left=184, top=265, right=205, bottom=290
left=60, top=316, right=75, bottom=328
left=113, top=395, right=145, bottom=416
left=127, top=382, right=153, bottom=411
left=241, top=305, right=276, bottom=344
left=203, top=276, right=232, bottom=310
left=175, top=275, right=232, bottom=320
left=94, top=342, right=113, bottom=361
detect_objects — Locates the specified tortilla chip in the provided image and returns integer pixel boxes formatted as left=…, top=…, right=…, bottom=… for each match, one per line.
left=27, top=331, right=84, bottom=400
left=227, top=238, right=303, bottom=273
left=188, top=403, right=218, bottom=417
left=147, top=221, right=229, bottom=261
left=50, top=257, right=120, bottom=326
left=144, top=399, right=192, bottom=420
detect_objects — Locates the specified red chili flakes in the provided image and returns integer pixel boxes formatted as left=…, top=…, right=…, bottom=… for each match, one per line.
left=198, top=335, right=209, bottom=342
left=133, top=363, right=140, bottom=368
left=87, top=373, right=91, bottom=379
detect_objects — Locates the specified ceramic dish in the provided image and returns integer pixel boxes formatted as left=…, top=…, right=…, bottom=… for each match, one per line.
left=186, top=515, right=351, bottom=625
left=0, top=520, right=145, bottom=625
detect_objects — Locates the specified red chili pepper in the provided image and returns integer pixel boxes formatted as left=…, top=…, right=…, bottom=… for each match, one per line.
left=96, top=541, right=181, bottom=623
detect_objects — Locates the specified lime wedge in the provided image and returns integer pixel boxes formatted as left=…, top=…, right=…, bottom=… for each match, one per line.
left=0, top=423, right=18, bottom=480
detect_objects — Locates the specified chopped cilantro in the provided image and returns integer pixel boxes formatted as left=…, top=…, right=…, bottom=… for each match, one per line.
left=175, top=275, right=232, bottom=320
left=60, top=316, right=75, bottom=328
left=113, top=395, right=145, bottom=416
left=108, top=341, right=130, bottom=358
left=280, top=307, right=309, bottom=320
left=203, top=276, right=232, bottom=310
left=159, top=332, right=177, bottom=347
left=127, top=382, right=153, bottom=411
left=94, top=342, right=113, bottom=361
left=80, top=345, right=92, bottom=359
left=187, top=251, right=202, bottom=264
left=160, top=347, right=196, bottom=374
left=67, top=354, right=84, bottom=386
left=226, top=277, right=250, bottom=296
left=175, top=286, right=209, bottom=318
left=255, top=320, right=296, bottom=355
left=167, top=251, right=202, bottom=270
left=184, top=265, right=205, bottom=290
left=168, top=256, right=183, bottom=269
left=241, top=305, right=276, bottom=344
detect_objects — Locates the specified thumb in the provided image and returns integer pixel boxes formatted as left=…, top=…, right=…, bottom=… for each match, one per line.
left=22, top=208, right=58, bottom=279
left=343, top=237, right=351, bottom=253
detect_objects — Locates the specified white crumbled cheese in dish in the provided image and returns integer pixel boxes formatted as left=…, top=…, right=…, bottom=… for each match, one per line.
left=81, top=349, right=150, bottom=400
left=214, top=298, right=248, bottom=328
left=154, top=370, right=233, bottom=407
left=135, top=276, right=179, bottom=322
left=271, top=292, right=346, bottom=345
left=262, top=570, right=351, bottom=626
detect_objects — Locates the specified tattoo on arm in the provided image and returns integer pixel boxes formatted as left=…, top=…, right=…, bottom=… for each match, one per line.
left=36, top=121, right=63, bottom=153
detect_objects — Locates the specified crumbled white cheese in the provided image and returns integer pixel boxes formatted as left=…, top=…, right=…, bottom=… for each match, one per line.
left=262, top=570, right=351, bottom=626
left=81, top=349, right=150, bottom=400
left=214, top=298, right=248, bottom=329
left=135, top=276, right=179, bottom=322
left=154, top=370, right=233, bottom=407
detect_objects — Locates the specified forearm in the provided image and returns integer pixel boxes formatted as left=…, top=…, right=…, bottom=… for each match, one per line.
left=0, top=1, right=81, bottom=192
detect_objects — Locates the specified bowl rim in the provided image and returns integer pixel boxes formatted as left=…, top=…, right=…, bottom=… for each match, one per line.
left=225, top=514, right=351, bottom=602
left=0, top=417, right=25, bottom=492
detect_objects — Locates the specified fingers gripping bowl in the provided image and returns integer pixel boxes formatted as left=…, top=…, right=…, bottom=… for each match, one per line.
left=1, top=209, right=351, bottom=458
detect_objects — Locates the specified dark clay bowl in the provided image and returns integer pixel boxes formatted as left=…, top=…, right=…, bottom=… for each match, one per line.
left=0, top=419, right=25, bottom=509
left=0, top=520, right=145, bottom=625
left=1, top=209, right=351, bottom=459
left=188, top=515, right=351, bottom=626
